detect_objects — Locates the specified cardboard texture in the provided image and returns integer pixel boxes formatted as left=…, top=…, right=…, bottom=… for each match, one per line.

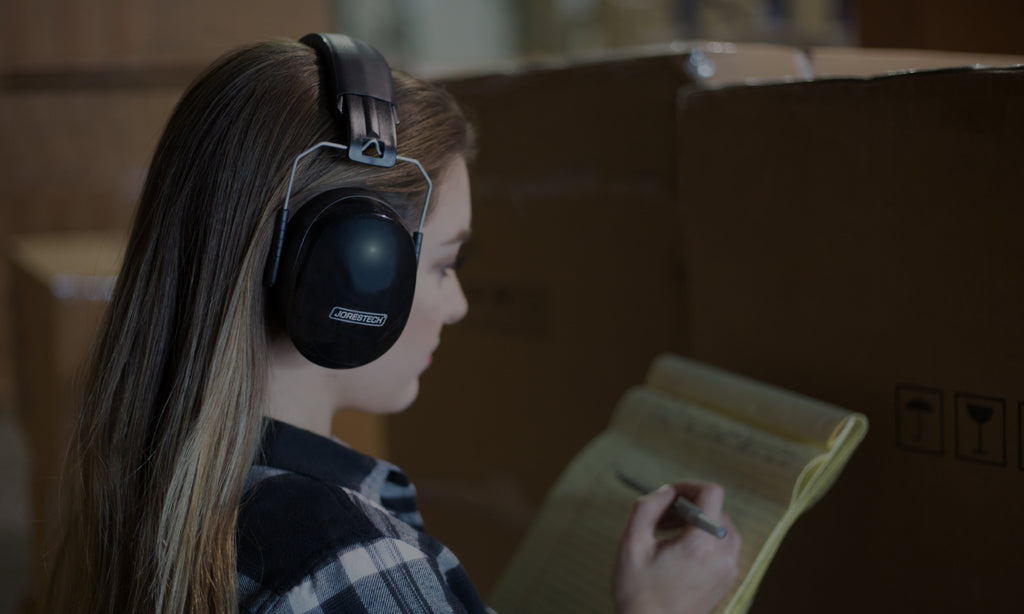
left=808, top=45, right=1023, bottom=78
left=394, top=48, right=1024, bottom=602
left=677, top=66, right=1024, bottom=613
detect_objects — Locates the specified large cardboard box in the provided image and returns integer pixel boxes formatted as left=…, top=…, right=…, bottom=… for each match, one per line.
left=677, top=65, right=1024, bottom=613
left=396, top=46, right=1024, bottom=607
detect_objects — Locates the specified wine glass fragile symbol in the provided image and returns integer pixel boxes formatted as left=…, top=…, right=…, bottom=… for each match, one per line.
left=966, top=403, right=994, bottom=455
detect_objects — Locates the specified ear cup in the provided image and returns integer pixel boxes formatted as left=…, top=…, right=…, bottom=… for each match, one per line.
left=273, top=188, right=417, bottom=368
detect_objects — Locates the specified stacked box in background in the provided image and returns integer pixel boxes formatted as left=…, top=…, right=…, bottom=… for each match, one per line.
left=8, top=234, right=123, bottom=613
left=0, top=0, right=333, bottom=445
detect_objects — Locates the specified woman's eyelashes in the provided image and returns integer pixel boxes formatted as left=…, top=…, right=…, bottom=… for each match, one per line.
left=437, top=252, right=465, bottom=277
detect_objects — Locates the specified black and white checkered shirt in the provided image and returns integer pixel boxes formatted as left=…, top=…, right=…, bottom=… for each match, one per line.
left=236, top=419, right=493, bottom=613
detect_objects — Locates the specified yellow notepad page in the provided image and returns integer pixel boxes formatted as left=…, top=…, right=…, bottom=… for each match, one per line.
left=490, top=354, right=868, bottom=614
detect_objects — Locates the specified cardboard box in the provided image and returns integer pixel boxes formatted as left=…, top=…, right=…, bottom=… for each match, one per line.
left=395, top=47, right=1024, bottom=606
left=0, top=87, right=183, bottom=418
left=9, top=233, right=123, bottom=613
left=0, top=0, right=333, bottom=454
left=808, top=45, right=1024, bottom=78
left=676, top=65, right=1024, bottom=613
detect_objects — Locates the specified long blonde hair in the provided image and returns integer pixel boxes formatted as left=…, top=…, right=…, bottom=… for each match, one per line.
left=47, top=38, right=473, bottom=613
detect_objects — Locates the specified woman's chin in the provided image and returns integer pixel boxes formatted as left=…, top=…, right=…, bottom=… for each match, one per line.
left=367, top=378, right=420, bottom=415
left=394, top=379, right=421, bottom=412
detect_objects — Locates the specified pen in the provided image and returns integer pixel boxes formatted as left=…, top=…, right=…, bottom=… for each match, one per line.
left=615, top=470, right=728, bottom=539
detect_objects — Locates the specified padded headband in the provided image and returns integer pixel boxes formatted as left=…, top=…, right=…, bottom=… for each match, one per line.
left=300, top=33, right=399, bottom=168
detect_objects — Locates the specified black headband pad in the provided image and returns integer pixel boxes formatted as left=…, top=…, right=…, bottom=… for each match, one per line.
left=301, top=33, right=398, bottom=167
left=301, top=33, right=395, bottom=102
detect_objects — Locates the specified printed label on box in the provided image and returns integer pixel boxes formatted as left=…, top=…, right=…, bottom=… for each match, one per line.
left=955, top=393, right=1005, bottom=466
left=896, top=385, right=943, bottom=455
left=1019, top=403, right=1024, bottom=471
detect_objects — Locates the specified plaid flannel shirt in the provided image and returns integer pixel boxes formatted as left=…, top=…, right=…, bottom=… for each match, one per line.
left=237, top=419, right=493, bottom=613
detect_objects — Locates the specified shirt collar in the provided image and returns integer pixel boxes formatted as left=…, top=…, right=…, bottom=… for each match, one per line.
left=256, top=418, right=421, bottom=526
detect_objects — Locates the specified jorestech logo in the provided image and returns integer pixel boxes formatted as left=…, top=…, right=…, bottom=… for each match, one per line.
left=329, top=307, right=388, bottom=327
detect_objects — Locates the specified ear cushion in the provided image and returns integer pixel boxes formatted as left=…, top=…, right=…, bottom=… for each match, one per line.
left=273, top=188, right=417, bottom=368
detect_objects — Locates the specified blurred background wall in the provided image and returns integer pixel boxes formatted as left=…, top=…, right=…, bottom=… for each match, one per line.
left=2, top=1, right=1023, bottom=613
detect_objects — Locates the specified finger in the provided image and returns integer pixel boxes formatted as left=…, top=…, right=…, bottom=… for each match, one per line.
left=709, top=513, right=743, bottom=587
left=656, top=483, right=729, bottom=536
left=719, top=512, right=742, bottom=555
left=661, top=509, right=741, bottom=573
left=669, top=511, right=741, bottom=569
left=620, top=484, right=677, bottom=557
left=678, top=481, right=725, bottom=518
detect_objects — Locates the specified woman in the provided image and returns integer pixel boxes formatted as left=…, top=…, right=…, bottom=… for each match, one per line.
left=48, top=36, right=740, bottom=613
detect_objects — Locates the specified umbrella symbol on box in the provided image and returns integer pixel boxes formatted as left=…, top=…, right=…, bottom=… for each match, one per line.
left=905, top=397, right=934, bottom=442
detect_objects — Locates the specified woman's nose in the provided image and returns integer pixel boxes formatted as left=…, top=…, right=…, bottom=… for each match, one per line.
left=445, top=273, right=469, bottom=325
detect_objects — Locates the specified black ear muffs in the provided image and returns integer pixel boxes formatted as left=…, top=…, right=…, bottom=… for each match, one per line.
left=264, top=33, right=429, bottom=369
left=274, top=188, right=418, bottom=369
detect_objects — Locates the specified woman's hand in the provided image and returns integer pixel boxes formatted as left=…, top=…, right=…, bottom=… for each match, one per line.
left=612, top=482, right=742, bottom=614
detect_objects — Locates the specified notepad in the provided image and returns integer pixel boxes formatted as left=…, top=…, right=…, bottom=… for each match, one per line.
left=489, top=354, right=868, bottom=614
